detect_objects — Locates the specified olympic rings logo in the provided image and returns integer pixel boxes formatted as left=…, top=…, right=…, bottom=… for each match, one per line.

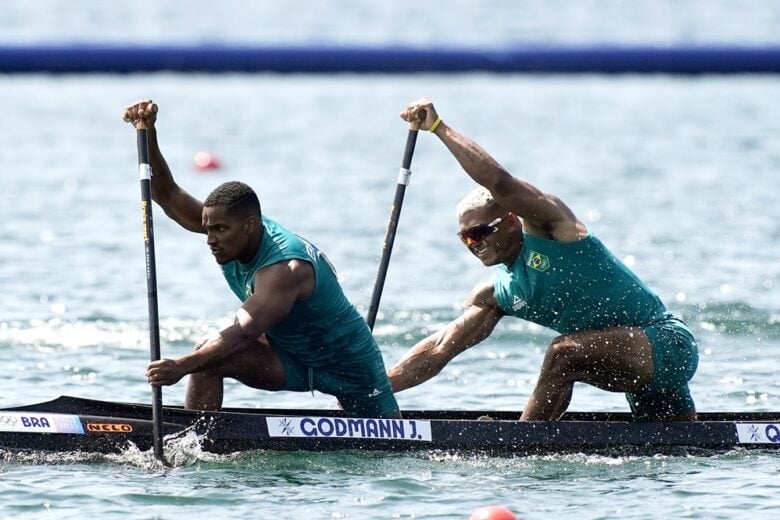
left=0, top=415, right=19, bottom=426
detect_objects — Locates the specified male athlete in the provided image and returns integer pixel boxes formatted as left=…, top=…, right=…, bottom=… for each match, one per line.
left=388, top=98, right=698, bottom=421
left=123, top=99, right=399, bottom=418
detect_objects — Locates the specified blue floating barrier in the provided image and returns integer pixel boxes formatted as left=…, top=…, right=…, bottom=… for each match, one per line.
left=1, top=43, right=780, bottom=74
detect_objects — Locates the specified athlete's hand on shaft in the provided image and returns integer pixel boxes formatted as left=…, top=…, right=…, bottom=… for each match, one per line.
left=400, top=97, right=440, bottom=131
left=122, top=99, right=158, bottom=130
left=146, top=358, right=185, bottom=387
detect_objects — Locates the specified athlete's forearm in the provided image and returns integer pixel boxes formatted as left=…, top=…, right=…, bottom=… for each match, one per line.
left=145, top=128, right=205, bottom=233
left=145, top=128, right=177, bottom=203
left=178, top=325, right=256, bottom=374
left=389, top=303, right=502, bottom=392
left=388, top=335, right=449, bottom=392
left=433, top=122, right=514, bottom=193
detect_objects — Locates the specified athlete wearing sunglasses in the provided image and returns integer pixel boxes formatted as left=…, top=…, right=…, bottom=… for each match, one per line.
left=458, top=213, right=512, bottom=246
left=388, top=97, right=699, bottom=423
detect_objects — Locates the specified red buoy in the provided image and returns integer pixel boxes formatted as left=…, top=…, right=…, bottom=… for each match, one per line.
left=194, top=151, right=221, bottom=171
left=469, top=505, right=518, bottom=520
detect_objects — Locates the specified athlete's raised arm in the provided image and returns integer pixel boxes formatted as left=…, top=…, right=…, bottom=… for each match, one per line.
left=122, top=99, right=205, bottom=233
left=400, top=97, right=587, bottom=242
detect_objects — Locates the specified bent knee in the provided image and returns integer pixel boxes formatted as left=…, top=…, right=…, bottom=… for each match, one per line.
left=547, top=335, right=582, bottom=360
left=540, top=335, right=582, bottom=375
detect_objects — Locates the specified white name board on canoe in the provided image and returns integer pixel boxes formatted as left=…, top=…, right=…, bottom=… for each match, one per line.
left=736, top=423, right=780, bottom=444
left=266, top=416, right=432, bottom=442
left=0, top=412, right=84, bottom=434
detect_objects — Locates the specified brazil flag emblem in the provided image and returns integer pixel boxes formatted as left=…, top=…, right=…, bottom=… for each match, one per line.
left=527, top=251, right=550, bottom=272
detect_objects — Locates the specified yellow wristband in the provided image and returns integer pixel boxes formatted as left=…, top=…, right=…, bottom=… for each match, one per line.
left=428, top=116, right=442, bottom=133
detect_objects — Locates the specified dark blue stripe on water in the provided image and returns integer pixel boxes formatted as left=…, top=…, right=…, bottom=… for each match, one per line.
left=3, top=44, right=780, bottom=74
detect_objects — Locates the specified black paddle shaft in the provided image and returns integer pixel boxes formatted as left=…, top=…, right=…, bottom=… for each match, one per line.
left=366, top=128, right=419, bottom=331
left=137, top=128, right=166, bottom=463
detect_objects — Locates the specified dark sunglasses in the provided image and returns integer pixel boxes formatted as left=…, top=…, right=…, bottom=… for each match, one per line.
left=458, top=213, right=511, bottom=245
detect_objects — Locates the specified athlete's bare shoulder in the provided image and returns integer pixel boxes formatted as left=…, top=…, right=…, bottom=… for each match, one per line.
left=463, top=280, right=500, bottom=310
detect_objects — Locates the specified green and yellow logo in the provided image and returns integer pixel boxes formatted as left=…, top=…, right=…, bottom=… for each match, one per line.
left=527, top=251, right=550, bottom=272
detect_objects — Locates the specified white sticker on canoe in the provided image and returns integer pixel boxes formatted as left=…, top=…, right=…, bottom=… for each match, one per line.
left=266, top=416, right=432, bottom=442
left=0, top=412, right=85, bottom=434
left=736, top=423, right=780, bottom=444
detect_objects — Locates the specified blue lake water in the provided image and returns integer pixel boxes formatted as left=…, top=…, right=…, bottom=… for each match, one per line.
left=1, top=2, right=780, bottom=519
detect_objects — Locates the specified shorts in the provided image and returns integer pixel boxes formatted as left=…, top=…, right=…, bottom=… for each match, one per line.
left=626, top=317, right=699, bottom=420
left=276, top=345, right=399, bottom=419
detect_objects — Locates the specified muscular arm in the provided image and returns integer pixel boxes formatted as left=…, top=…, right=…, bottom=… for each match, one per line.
left=146, top=127, right=205, bottom=233
left=401, top=98, right=587, bottom=242
left=173, top=259, right=315, bottom=374
left=435, top=123, right=584, bottom=241
left=123, top=99, right=204, bottom=233
left=388, top=281, right=504, bottom=392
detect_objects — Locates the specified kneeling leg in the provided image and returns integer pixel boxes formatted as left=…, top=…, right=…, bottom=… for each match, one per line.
left=185, top=335, right=286, bottom=410
left=521, top=328, right=654, bottom=421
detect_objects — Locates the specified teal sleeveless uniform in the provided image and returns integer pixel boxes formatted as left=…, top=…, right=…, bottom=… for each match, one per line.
left=492, top=232, right=698, bottom=419
left=221, top=216, right=398, bottom=418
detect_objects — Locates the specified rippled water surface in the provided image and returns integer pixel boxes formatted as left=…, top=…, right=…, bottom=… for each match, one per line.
left=2, top=2, right=780, bottom=519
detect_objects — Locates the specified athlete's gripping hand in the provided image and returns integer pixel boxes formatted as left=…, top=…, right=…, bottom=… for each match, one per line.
left=122, top=99, right=158, bottom=130
left=400, top=97, right=440, bottom=131
left=146, top=358, right=186, bottom=387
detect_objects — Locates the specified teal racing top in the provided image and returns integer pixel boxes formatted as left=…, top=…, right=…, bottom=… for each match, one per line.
left=221, top=216, right=375, bottom=367
left=492, top=232, right=668, bottom=333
